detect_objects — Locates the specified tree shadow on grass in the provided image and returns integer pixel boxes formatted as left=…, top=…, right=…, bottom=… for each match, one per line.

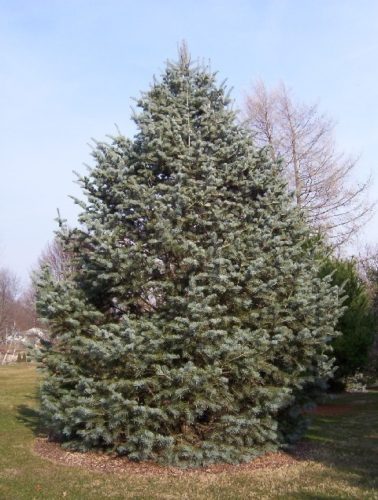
left=17, top=404, right=46, bottom=436
left=289, top=391, right=378, bottom=494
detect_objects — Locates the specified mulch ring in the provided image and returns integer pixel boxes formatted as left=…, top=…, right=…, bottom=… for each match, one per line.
left=307, top=403, right=355, bottom=417
left=33, top=438, right=314, bottom=476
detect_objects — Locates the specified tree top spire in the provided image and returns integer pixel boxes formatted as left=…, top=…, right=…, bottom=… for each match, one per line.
left=178, top=40, right=191, bottom=70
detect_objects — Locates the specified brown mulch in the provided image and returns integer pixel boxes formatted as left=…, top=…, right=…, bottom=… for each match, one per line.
left=308, top=404, right=355, bottom=417
left=33, top=438, right=313, bottom=476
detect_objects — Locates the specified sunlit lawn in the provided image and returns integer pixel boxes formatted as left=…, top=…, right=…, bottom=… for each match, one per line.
left=1, top=364, right=377, bottom=499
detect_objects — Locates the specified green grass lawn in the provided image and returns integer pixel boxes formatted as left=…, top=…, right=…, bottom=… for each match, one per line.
left=1, top=364, right=377, bottom=499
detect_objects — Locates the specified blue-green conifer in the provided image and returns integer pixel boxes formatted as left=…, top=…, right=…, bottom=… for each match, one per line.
left=36, top=48, right=342, bottom=467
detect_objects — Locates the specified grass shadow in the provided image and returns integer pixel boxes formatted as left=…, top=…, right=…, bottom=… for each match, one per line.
left=290, top=391, right=378, bottom=492
left=16, top=401, right=47, bottom=437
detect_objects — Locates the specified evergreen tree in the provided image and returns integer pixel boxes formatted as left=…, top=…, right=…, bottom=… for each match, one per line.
left=320, top=258, right=375, bottom=384
left=36, top=48, right=342, bottom=467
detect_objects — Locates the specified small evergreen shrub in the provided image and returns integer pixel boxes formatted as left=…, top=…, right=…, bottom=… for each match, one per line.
left=320, top=258, right=375, bottom=387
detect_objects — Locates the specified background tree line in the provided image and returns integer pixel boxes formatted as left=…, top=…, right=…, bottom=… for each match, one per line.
left=0, top=240, right=68, bottom=342
left=0, top=268, right=37, bottom=342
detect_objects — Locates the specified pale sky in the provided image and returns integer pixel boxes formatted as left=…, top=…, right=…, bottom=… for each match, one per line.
left=0, top=0, right=377, bottom=285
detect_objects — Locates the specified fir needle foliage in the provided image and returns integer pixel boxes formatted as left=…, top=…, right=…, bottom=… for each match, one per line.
left=36, top=48, right=342, bottom=467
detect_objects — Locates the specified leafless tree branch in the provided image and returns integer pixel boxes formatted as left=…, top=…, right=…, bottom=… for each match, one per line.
left=243, top=81, right=376, bottom=248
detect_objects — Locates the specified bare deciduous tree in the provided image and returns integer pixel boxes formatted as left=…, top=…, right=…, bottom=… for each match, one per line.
left=38, top=238, right=71, bottom=282
left=0, top=268, right=19, bottom=342
left=14, top=286, right=39, bottom=331
left=243, top=81, right=374, bottom=247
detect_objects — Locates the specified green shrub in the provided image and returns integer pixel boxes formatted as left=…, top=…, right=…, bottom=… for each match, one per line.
left=320, top=258, right=375, bottom=385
